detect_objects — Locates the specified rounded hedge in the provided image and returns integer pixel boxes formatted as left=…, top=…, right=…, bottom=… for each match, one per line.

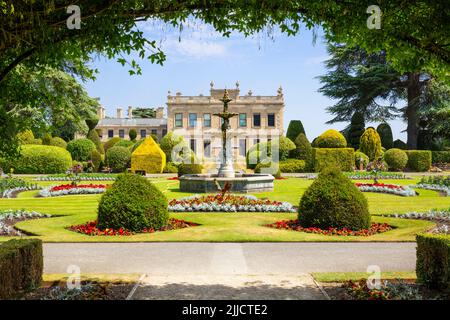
left=254, top=162, right=281, bottom=178
left=10, top=145, right=72, bottom=174
left=384, top=148, right=408, bottom=171
left=298, top=167, right=370, bottom=230
left=67, top=138, right=96, bottom=161
left=359, top=127, right=382, bottom=161
left=177, top=163, right=203, bottom=177
left=354, top=151, right=369, bottom=169
left=97, top=173, right=169, bottom=232
left=315, top=129, right=347, bottom=148
left=106, top=146, right=131, bottom=172
left=279, top=159, right=306, bottom=173
left=103, top=137, right=121, bottom=153
left=114, top=139, right=134, bottom=149
left=393, top=139, right=407, bottom=150
left=163, top=162, right=178, bottom=173
left=49, top=137, right=67, bottom=149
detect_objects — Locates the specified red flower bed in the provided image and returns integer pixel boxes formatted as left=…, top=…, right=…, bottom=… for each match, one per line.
left=50, top=184, right=108, bottom=192
left=167, top=177, right=179, bottom=181
left=265, top=220, right=392, bottom=236
left=355, top=183, right=404, bottom=189
left=68, top=218, right=199, bottom=236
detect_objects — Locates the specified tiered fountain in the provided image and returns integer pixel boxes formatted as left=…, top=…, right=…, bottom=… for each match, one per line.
left=179, top=90, right=275, bottom=193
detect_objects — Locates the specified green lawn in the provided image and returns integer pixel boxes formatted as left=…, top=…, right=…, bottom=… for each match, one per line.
left=312, top=271, right=417, bottom=282
left=0, top=177, right=447, bottom=243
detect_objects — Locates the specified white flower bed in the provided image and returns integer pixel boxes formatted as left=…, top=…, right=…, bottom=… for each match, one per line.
left=35, top=176, right=115, bottom=181
left=412, top=184, right=450, bottom=196
left=39, top=186, right=107, bottom=197
left=2, top=185, right=42, bottom=198
left=384, top=210, right=450, bottom=222
left=0, top=209, right=51, bottom=235
left=356, top=184, right=416, bottom=197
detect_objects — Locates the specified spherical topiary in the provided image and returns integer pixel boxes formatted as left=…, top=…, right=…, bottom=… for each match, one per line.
left=377, top=123, right=394, bottom=150
left=384, top=148, right=408, bottom=171
left=17, top=130, right=42, bottom=145
left=315, top=129, right=347, bottom=148
left=354, top=151, right=369, bottom=169
left=67, top=138, right=97, bottom=161
left=49, top=137, right=67, bottom=149
left=160, top=132, right=185, bottom=162
left=10, top=145, right=72, bottom=174
left=298, top=167, right=370, bottom=230
left=115, top=139, right=134, bottom=149
left=393, top=139, right=407, bottom=150
left=106, top=146, right=131, bottom=172
left=103, top=137, right=121, bottom=153
left=359, top=127, right=382, bottom=161
left=286, top=120, right=306, bottom=142
left=129, top=129, right=137, bottom=141
left=87, top=129, right=105, bottom=154
left=97, top=173, right=169, bottom=232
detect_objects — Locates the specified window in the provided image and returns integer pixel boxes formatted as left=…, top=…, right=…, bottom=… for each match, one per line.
left=119, top=130, right=124, bottom=138
left=140, top=129, right=146, bottom=138
left=189, top=113, right=197, bottom=127
left=190, top=139, right=196, bottom=153
left=239, top=114, right=247, bottom=127
left=108, top=130, right=114, bottom=138
left=239, top=139, right=247, bottom=157
left=151, top=129, right=157, bottom=135
left=203, top=114, right=211, bottom=127
left=253, top=113, right=261, bottom=127
left=204, top=140, right=211, bottom=157
left=268, top=113, right=275, bottom=127
left=175, top=113, right=183, bottom=127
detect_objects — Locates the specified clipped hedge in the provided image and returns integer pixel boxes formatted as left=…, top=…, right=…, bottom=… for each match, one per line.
left=315, top=129, right=347, bottom=148
left=0, top=239, right=43, bottom=299
left=163, top=162, right=178, bottom=173
left=286, top=120, right=306, bottom=142
left=405, top=150, right=432, bottom=172
left=384, top=148, right=408, bottom=171
left=131, top=137, right=166, bottom=174
left=255, top=161, right=281, bottom=178
left=115, top=139, right=134, bottom=149
left=416, top=234, right=450, bottom=290
left=354, top=151, right=369, bottom=169
left=312, top=148, right=355, bottom=172
left=87, top=129, right=105, bottom=154
left=67, top=138, right=97, bottom=161
left=393, top=139, right=407, bottom=150
left=106, top=146, right=131, bottom=172
left=7, top=145, right=72, bottom=174
left=279, top=159, right=306, bottom=173
left=104, top=137, right=121, bottom=153
left=49, top=137, right=67, bottom=149
left=432, top=151, right=450, bottom=164
left=178, top=163, right=203, bottom=177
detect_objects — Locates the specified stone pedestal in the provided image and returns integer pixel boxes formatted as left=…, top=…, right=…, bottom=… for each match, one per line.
left=217, top=161, right=235, bottom=178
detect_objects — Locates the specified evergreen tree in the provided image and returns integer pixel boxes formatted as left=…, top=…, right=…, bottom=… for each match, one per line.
left=359, top=127, right=382, bottom=161
left=377, top=123, right=394, bottom=149
left=348, top=112, right=365, bottom=149
left=286, top=120, right=306, bottom=142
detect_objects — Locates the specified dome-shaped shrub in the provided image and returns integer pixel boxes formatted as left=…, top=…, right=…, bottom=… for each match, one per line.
left=67, top=138, right=96, bottom=161
left=298, top=167, right=370, bottom=230
left=49, top=137, right=67, bottom=149
left=87, top=129, right=104, bottom=154
left=106, top=146, right=131, bottom=172
left=104, top=137, right=121, bottom=153
left=393, top=139, right=407, bottom=150
left=129, top=129, right=137, bottom=141
left=384, top=148, right=408, bottom=171
left=377, top=123, right=394, bottom=150
left=90, top=149, right=102, bottom=172
left=97, top=173, right=169, bottom=232
left=315, top=129, right=347, bottom=148
left=10, top=145, right=72, bottom=174
left=359, top=127, right=382, bottom=161
left=354, top=151, right=369, bottom=169
left=115, top=139, right=134, bottom=149
left=254, top=161, right=281, bottom=178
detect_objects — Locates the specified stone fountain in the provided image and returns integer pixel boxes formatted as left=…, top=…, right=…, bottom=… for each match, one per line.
left=179, top=90, right=274, bottom=193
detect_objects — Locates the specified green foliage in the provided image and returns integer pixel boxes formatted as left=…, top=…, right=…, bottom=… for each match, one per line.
left=246, top=150, right=261, bottom=170
left=177, top=163, right=203, bottom=177
left=129, top=129, right=137, bottom=141
left=85, top=118, right=99, bottom=131
left=384, top=148, right=408, bottom=171
left=87, top=129, right=104, bottom=154
left=0, top=239, right=43, bottom=299
left=104, top=137, right=121, bottom=153
left=417, top=130, right=433, bottom=150
left=313, top=148, right=355, bottom=172
left=405, top=150, right=432, bottom=172
left=247, top=136, right=295, bottom=164
left=359, top=127, right=382, bottom=161
left=42, top=133, right=52, bottom=145
left=354, top=151, right=369, bottom=169
left=291, top=133, right=313, bottom=171
left=286, top=120, right=306, bottom=142
left=16, top=130, right=41, bottom=145
left=416, top=234, right=450, bottom=290
left=298, top=167, right=370, bottom=230
left=163, top=162, right=178, bottom=173
left=348, top=112, right=365, bottom=149
left=49, top=137, right=67, bottom=149
left=90, top=150, right=102, bottom=172
left=6, top=145, right=72, bottom=174
left=279, top=159, right=306, bottom=173
left=132, top=108, right=156, bottom=118
left=97, top=174, right=168, bottom=232
left=131, top=139, right=145, bottom=153
left=67, top=138, right=96, bottom=162
left=393, top=139, right=407, bottom=150
left=315, top=129, right=347, bottom=148
left=254, top=162, right=281, bottom=178
left=150, top=133, right=159, bottom=143
left=106, top=146, right=131, bottom=173
left=115, top=139, right=134, bottom=149
left=432, top=151, right=450, bottom=164
left=377, top=123, right=394, bottom=149
left=160, top=132, right=194, bottom=164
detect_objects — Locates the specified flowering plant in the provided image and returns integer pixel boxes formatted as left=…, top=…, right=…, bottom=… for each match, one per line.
left=168, top=194, right=296, bottom=213
left=35, top=174, right=116, bottom=181
left=0, top=209, right=50, bottom=235
left=39, top=184, right=108, bottom=197
left=412, top=183, right=450, bottom=196
left=355, top=183, right=416, bottom=197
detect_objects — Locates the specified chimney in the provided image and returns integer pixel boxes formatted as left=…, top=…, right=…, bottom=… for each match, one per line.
left=155, top=107, right=164, bottom=119
left=128, top=106, right=133, bottom=119
left=97, top=106, right=104, bottom=119
left=117, top=107, right=123, bottom=119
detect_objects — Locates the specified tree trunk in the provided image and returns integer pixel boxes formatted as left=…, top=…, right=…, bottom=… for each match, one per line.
left=406, top=72, right=421, bottom=149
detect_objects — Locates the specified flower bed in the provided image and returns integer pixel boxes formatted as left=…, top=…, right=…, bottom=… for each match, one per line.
left=383, top=210, right=450, bottom=222
left=0, top=210, right=51, bottom=236
left=1, top=177, right=41, bottom=198
left=35, top=174, right=116, bottom=181
left=39, top=184, right=108, bottom=197
left=168, top=194, right=296, bottom=213
left=412, top=184, right=450, bottom=196
left=68, top=218, right=198, bottom=236
left=344, top=279, right=423, bottom=300
left=265, top=220, right=392, bottom=236
left=2, top=185, right=42, bottom=198
left=345, top=172, right=408, bottom=180
left=355, top=183, right=416, bottom=197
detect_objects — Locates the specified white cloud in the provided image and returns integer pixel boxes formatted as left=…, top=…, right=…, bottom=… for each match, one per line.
left=166, top=38, right=227, bottom=58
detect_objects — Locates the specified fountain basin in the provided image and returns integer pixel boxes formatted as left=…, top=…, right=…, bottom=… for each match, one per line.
left=179, top=173, right=274, bottom=193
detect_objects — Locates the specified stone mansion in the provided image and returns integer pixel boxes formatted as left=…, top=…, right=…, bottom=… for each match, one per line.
left=96, top=82, right=285, bottom=165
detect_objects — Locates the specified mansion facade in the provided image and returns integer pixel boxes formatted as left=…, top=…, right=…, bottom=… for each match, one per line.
left=96, top=82, right=285, bottom=166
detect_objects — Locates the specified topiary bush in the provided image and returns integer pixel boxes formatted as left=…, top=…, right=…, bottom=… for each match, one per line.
left=393, top=139, right=407, bottom=150
left=286, top=120, right=306, bottom=142
left=160, top=132, right=194, bottom=163
left=67, top=138, right=97, bottom=161
left=16, top=130, right=42, bottom=145
left=312, top=148, right=355, bottom=172
left=106, top=146, right=131, bottom=172
left=417, top=130, right=433, bottom=150
left=377, top=123, right=394, bottom=150
left=279, top=159, right=306, bottom=173
left=254, top=161, right=281, bottom=178
left=359, top=127, right=382, bottom=161
left=298, top=167, right=370, bottom=230
left=87, top=129, right=105, bottom=154
left=432, top=151, right=450, bottom=164
left=115, top=139, right=134, bottom=149
left=129, top=129, right=137, bottom=141
left=405, top=150, right=432, bottom=172
left=49, top=137, right=67, bottom=149
left=97, top=173, right=169, bottom=232
left=104, top=137, right=121, bottom=153
left=348, top=112, right=365, bottom=149
left=315, top=129, right=347, bottom=148
left=384, top=148, right=408, bottom=171
left=354, top=151, right=369, bottom=169
left=163, top=162, right=178, bottom=173
left=90, top=149, right=102, bottom=172
left=177, top=163, right=203, bottom=177
left=7, top=145, right=72, bottom=174
left=131, top=137, right=166, bottom=174
left=42, top=133, right=52, bottom=145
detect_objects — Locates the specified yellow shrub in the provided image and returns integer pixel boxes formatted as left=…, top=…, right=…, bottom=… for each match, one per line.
left=131, top=137, right=166, bottom=174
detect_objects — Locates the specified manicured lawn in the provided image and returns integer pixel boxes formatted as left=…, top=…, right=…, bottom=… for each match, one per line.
left=312, top=271, right=417, bottom=282
left=0, top=177, right=447, bottom=242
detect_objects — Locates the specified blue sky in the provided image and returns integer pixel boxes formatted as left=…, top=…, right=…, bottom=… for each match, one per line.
left=84, top=22, right=407, bottom=141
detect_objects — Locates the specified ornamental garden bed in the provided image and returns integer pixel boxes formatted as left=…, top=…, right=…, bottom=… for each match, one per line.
left=68, top=218, right=199, bottom=236
left=0, top=210, right=51, bottom=236
left=355, top=183, right=416, bottom=197
left=264, top=220, right=393, bottom=236
left=381, top=210, right=450, bottom=234
left=168, top=194, right=296, bottom=212
left=38, top=184, right=108, bottom=197
left=345, top=172, right=409, bottom=180
left=412, top=184, right=450, bottom=196
left=35, top=174, right=116, bottom=181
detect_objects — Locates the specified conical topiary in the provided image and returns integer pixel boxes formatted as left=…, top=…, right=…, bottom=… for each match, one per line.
left=349, top=112, right=365, bottom=149
left=377, top=123, right=393, bottom=150
left=291, top=133, right=313, bottom=170
left=286, top=120, right=306, bottom=142
left=298, top=167, right=370, bottom=230
left=359, top=127, right=382, bottom=161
